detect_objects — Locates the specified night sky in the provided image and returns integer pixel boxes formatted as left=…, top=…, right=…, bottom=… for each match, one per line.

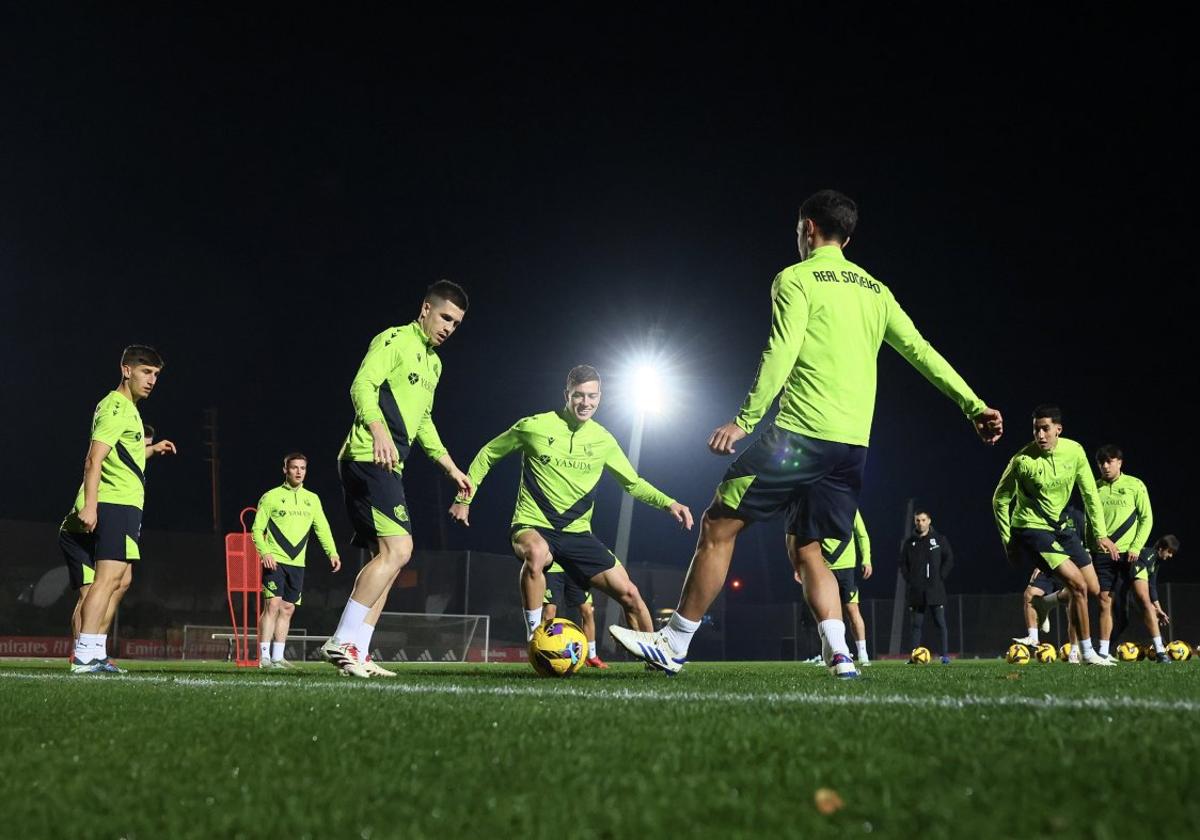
left=2, top=7, right=1194, bottom=599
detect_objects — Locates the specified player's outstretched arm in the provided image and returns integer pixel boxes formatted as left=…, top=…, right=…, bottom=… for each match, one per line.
left=972, top=409, right=1004, bottom=445
left=447, top=423, right=525, bottom=526
left=146, top=439, right=177, bottom=458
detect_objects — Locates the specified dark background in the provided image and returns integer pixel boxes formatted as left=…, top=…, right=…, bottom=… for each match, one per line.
left=2, top=6, right=1194, bottom=604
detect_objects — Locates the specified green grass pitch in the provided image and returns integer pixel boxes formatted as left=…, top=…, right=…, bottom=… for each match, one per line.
left=2, top=657, right=1197, bottom=839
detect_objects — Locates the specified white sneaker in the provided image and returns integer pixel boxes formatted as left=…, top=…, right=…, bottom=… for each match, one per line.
left=1012, top=635, right=1038, bottom=646
left=271, top=659, right=295, bottom=670
left=857, top=658, right=872, bottom=667
left=1083, top=650, right=1117, bottom=666
left=259, top=658, right=274, bottom=670
left=321, top=638, right=371, bottom=678
left=1102, top=653, right=1119, bottom=665
left=828, top=652, right=860, bottom=679
left=362, top=657, right=396, bottom=678
left=608, top=625, right=686, bottom=674
left=1069, top=649, right=1081, bottom=664
left=804, top=655, right=825, bottom=666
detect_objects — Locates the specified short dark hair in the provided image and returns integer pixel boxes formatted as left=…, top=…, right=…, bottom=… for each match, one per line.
left=800, top=190, right=858, bottom=243
left=282, top=452, right=308, bottom=468
left=1157, top=534, right=1181, bottom=553
left=121, top=344, right=164, bottom=369
left=425, top=279, right=469, bottom=311
left=142, top=423, right=156, bottom=440
left=1032, top=404, right=1062, bottom=424
left=914, top=508, right=931, bottom=518
left=565, top=365, right=601, bottom=390
left=1095, top=444, right=1123, bottom=463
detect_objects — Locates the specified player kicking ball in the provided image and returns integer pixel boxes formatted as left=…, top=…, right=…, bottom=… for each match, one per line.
left=608, top=190, right=1001, bottom=677
left=449, top=365, right=692, bottom=651
left=993, top=405, right=1119, bottom=666
left=322, top=281, right=475, bottom=678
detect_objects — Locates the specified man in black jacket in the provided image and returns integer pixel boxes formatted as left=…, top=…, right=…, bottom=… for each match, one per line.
left=900, top=509, right=955, bottom=663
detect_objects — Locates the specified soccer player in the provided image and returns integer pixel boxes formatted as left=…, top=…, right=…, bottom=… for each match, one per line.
left=321, top=281, right=475, bottom=678
left=797, top=510, right=873, bottom=666
left=61, top=345, right=177, bottom=673
left=66, top=423, right=159, bottom=658
left=448, top=365, right=693, bottom=646
left=252, top=452, right=341, bottom=669
left=608, top=189, right=1002, bottom=677
left=1123, top=534, right=1180, bottom=661
left=542, top=562, right=608, bottom=668
left=993, top=405, right=1119, bottom=666
left=1086, top=445, right=1153, bottom=662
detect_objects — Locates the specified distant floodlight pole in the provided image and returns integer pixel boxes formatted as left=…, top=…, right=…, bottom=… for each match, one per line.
left=606, top=360, right=660, bottom=651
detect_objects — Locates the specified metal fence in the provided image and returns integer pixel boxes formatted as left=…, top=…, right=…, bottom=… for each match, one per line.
left=4, top=519, right=1197, bottom=661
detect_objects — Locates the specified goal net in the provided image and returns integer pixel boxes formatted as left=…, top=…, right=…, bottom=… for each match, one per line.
left=367, top=612, right=490, bottom=663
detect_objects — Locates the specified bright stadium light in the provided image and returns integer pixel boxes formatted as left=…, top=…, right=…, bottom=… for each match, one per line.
left=630, top=362, right=665, bottom=416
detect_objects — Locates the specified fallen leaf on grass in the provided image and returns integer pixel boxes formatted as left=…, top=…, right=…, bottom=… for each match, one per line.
left=814, top=788, right=844, bottom=815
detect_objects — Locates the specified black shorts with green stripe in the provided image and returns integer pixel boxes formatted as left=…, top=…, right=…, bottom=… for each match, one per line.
left=715, top=424, right=866, bottom=542
left=831, top=567, right=859, bottom=605
left=338, top=460, right=411, bottom=547
left=512, top=525, right=618, bottom=589
left=1010, top=526, right=1091, bottom=577
left=59, top=503, right=143, bottom=589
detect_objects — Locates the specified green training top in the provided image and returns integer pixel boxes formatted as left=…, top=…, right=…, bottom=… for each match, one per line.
left=822, top=510, right=871, bottom=570
left=339, top=322, right=448, bottom=472
left=68, top=390, right=147, bottom=516
left=1085, top=472, right=1153, bottom=554
left=734, top=246, right=987, bottom=446
left=458, top=409, right=675, bottom=534
left=992, top=438, right=1108, bottom=546
left=251, top=483, right=338, bottom=568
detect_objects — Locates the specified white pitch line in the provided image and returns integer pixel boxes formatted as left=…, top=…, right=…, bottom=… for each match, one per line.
left=2, top=670, right=1197, bottom=713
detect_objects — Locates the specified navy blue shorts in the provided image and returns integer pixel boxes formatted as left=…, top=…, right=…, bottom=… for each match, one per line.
left=1027, top=568, right=1060, bottom=595
left=339, top=460, right=410, bottom=547
left=544, top=567, right=592, bottom=609
left=512, top=525, right=619, bottom=588
left=59, top=503, right=143, bottom=588
left=1010, top=526, right=1091, bottom=577
left=831, top=567, right=860, bottom=605
left=262, top=563, right=304, bottom=604
left=1093, top=552, right=1122, bottom=591
left=715, top=424, right=867, bottom=543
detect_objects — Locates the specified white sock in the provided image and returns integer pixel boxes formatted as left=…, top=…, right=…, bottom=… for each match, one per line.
left=77, top=633, right=103, bottom=662
left=586, top=638, right=596, bottom=658
left=855, top=639, right=869, bottom=660
left=357, top=623, right=376, bottom=659
left=271, top=641, right=285, bottom=661
left=818, top=619, right=850, bottom=658
left=524, top=608, right=543, bottom=640
left=1079, top=638, right=1094, bottom=655
left=1027, top=627, right=1039, bottom=643
left=260, top=642, right=270, bottom=661
left=818, top=623, right=831, bottom=663
left=1153, top=636, right=1165, bottom=653
left=334, top=599, right=371, bottom=643
left=1099, top=640, right=1110, bottom=656
left=662, top=612, right=701, bottom=655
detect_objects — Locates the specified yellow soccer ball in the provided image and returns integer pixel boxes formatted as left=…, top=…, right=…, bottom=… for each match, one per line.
left=909, top=646, right=932, bottom=664
left=1166, top=639, right=1191, bottom=662
left=1059, top=642, right=1072, bottom=661
left=1006, top=643, right=1031, bottom=665
left=1034, top=643, right=1057, bottom=663
left=1116, top=641, right=1141, bottom=662
left=528, top=618, right=589, bottom=678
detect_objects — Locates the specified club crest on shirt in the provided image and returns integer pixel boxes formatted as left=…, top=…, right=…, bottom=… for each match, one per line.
left=930, top=538, right=939, bottom=548
left=408, top=372, right=420, bottom=385
left=394, top=504, right=409, bottom=522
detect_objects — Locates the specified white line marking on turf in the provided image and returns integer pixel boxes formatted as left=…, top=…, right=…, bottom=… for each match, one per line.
left=1, top=670, right=1197, bottom=713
